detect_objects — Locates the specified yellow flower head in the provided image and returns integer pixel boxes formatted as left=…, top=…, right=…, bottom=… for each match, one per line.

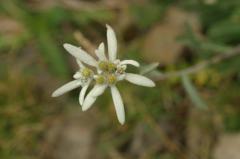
left=81, top=68, right=93, bottom=78
left=107, top=74, right=117, bottom=85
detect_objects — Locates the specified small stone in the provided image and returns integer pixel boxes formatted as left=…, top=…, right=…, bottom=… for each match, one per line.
left=214, top=133, right=240, bottom=159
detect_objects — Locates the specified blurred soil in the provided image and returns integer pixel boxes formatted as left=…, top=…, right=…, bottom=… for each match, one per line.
left=41, top=111, right=97, bottom=159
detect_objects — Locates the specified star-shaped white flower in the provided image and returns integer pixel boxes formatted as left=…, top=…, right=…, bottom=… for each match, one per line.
left=51, top=56, right=94, bottom=106
left=52, top=25, right=155, bottom=124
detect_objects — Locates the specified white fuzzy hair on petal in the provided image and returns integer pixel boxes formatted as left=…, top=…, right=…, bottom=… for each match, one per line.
left=52, top=80, right=82, bottom=97
left=79, top=81, right=91, bottom=106
left=120, top=60, right=140, bottom=67
left=125, top=73, right=156, bottom=87
left=111, top=86, right=125, bottom=125
left=82, top=84, right=107, bottom=111
left=95, top=42, right=107, bottom=61
left=106, top=24, right=117, bottom=61
left=63, top=43, right=97, bottom=67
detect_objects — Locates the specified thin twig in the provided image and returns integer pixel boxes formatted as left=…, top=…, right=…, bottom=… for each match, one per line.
left=153, top=45, right=240, bottom=81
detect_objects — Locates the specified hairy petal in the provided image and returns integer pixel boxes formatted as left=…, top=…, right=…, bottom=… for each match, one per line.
left=110, top=86, right=125, bottom=125
left=117, top=74, right=126, bottom=81
left=73, top=72, right=81, bottom=79
left=52, top=80, right=81, bottom=97
left=95, top=42, right=107, bottom=61
left=76, top=59, right=85, bottom=68
left=82, top=84, right=107, bottom=111
left=120, top=60, right=140, bottom=67
left=79, top=81, right=91, bottom=106
left=125, top=73, right=156, bottom=87
left=91, top=84, right=108, bottom=97
left=106, top=24, right=117, bottom=61
left=63, top=43, right=97, bottom=67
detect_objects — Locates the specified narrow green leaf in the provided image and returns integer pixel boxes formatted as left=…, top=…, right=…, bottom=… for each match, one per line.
left=181, top=74, right=207, bottom=109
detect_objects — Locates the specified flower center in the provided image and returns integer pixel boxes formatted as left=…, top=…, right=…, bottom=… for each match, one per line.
left=95, top=60, right=126, bottom=85
left=107, top=62, right=117, bottom=72
left=98, top=61, right=108, bottom=71
left=81, top=68, right=93, bottom=78
left=95, top=75, right=105, bottom=84
left=107, top=74, right=117, bottom=85
left=98, top=61, right=117, bottom=73
left=116, top=65, right=126, bottom=74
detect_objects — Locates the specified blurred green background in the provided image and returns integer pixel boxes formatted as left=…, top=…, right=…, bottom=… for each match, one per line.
left=1, top=0, right=240, bottom=159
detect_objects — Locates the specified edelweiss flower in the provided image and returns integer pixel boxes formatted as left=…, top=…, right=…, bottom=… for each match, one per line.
left=52, top=25, right=155, bottom=124
left=52, top=59, right=94, bottom=105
